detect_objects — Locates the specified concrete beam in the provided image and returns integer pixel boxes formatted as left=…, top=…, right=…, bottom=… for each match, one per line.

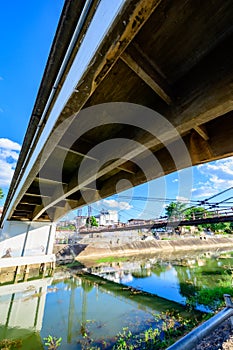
left=121, top=44, right=172, bottom=104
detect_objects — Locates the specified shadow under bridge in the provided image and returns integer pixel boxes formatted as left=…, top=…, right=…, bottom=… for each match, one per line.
left=2, top=0, right=233, bottom=224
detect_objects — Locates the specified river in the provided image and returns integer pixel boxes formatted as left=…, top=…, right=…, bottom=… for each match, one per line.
left=0, top=248, right=232, bottom=349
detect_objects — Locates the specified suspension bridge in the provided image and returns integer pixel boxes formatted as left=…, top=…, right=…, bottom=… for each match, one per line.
left=78, top=187, right=233, bottom=233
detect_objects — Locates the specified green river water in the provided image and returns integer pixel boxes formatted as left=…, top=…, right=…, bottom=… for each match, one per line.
left=0, top=248, right=232, bottom=349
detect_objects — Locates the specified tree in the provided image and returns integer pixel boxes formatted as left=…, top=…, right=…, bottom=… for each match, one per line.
left=0, top=188, right=4, bottom=199
left=165, top=201, right=187, bottom=220
left=184, top=206, right=206, bottom=220
left=198, top=222, right=232, bottom=233
left=165, top=201, right=233, bottom=234
left=86, top=216, right=98, bottom=227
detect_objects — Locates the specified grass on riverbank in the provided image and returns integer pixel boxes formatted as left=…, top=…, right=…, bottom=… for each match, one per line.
left=95, top=256, right=129, bottom=264
left=187, top=286, right=233, bottom=311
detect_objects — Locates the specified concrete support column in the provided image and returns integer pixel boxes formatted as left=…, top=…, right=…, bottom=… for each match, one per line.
left=0, top=221, right=56, bottom=282
left=23, top=265, right=30, bottom=281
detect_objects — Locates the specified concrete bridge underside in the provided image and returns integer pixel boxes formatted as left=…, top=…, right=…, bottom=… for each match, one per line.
left=1, top=0, right=233, bottom=227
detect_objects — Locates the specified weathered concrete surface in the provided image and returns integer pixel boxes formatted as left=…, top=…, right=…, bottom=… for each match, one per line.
left=3, top=1, right=233, bottom=224
left=55, top=243, right=87, bottom=264
left=75, top=236, right=233, bottom=260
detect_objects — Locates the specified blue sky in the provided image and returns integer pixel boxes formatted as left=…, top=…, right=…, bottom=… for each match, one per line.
left=0, top=0, right=64, bottom=199
left=0, top=0, right=233, bottom=222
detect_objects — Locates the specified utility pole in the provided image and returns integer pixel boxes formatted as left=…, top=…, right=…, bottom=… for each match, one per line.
left=88, top=205, right=92, bottom=229
left=75, top=209, right=83, bottom=241
left=76, top=209, right=82, bottom=230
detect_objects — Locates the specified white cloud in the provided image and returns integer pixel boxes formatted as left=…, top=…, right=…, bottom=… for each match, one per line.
left=172, top=179, right=178, bottom=183
left=0, top=138, right=21, bottom=187
left=193, top=157, right=233, bottom=198
left=118, top=202, right=133, bottom=210
left=103, top=199, right=132, bottom=210
left=176, top=196, right=189, bottom=202
left=191, top=184, right=217, bottom=199
left=0, top=159, right=15, bottom=187
left=198, top=158, right=233, bottom=180
left=0, top=149, right=20, bottom=161
left=0, top=138, right=21, bottom=151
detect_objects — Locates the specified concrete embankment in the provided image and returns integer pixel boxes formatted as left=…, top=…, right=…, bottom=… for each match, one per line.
left=74, top=235, right=233, bottom=260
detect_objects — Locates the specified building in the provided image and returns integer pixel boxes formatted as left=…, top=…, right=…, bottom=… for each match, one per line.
left=128, top=218, right=153, bottom=225
left=76, top=215, right=88, bottom=228
left=95, top=210, right=118, bottom=227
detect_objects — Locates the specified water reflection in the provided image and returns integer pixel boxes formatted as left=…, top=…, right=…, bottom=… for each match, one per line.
left=0, top=277, right=53, bottom=349
left=0, top=269, right=196, bottom=349
left=0, top=249, right=232, bottom=349
left=41, top=274, right=184, bottom=348
left=86, top=249, right=233, bottom=311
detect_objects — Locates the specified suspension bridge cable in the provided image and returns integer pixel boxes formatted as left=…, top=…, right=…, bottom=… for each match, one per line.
left=200, top=187, right=233, bottom=204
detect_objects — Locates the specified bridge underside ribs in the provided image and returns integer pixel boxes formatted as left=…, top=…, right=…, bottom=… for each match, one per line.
left=2, top=0, right=233, bottom=223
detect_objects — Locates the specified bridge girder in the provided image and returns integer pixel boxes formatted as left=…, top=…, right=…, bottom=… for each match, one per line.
left=2, top=0, right=233, bottom=223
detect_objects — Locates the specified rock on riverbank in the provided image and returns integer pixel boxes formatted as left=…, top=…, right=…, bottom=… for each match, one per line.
left=196, top=318, right=233, bottom=350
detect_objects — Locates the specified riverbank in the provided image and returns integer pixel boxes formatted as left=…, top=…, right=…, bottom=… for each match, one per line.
left=69, top=260, right=233, bottom=350
left=58, top=241, right=233, bottom=349
left=74, top=235, right=233, bottom=261
left=196, top=318, right=233, bottom=350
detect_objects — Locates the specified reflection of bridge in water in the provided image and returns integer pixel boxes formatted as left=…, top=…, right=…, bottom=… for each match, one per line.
left=0, top=277, right=52, bottom=347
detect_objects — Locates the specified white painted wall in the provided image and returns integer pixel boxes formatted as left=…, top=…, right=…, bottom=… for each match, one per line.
left=0, top=221, right=56, bottom=258
left=98, top=210, right=118, bottom=226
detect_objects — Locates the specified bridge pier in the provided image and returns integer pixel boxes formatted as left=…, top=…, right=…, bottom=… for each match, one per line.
left=0, top=221, right=56, bottom=284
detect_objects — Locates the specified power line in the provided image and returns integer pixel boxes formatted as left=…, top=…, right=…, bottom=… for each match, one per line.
left=77, top=187, right=233, bottom=222
left=117, top=187, right=233, bottom=208
left=117, top=195, right=198, bottom=204
left=199, top=187, right=233, bottom=204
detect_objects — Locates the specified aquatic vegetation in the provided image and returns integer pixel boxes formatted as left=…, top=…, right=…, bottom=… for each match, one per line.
left=43, top=335, right=62, bottom=349
left=113, top=328, right=134, bottom=349
left=0, top=338, right=22, bottom=350
left=77, top=311, right=201, bottom=349
left=187, top=286, right=233, bottom=311
left=185, top=264, right=233, bottom=311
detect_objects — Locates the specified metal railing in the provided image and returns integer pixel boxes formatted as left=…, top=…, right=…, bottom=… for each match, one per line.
left=167, top=294, right=233, bottom=350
